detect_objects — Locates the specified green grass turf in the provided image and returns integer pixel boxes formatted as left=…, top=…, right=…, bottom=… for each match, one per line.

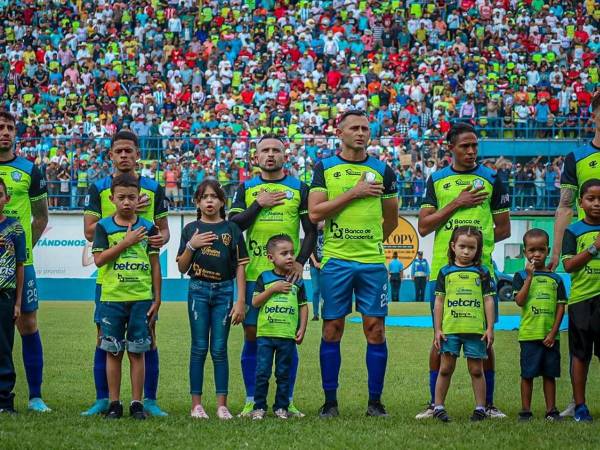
left=1, top=302, right=599, bottom=449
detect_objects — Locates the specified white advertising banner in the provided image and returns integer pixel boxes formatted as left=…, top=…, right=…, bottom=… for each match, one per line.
left=33, top=212, right=515, bottom=280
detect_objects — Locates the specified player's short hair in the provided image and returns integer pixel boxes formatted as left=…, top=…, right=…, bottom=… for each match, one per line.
left=522, top=228, right=549, bottom=247
left=0, top=177, right=7, bottom=195
left=257, top=134, right=287, bottom=146
left=110, top=172, right=140, bottom=193
left=446, top=122, right=477, bottom=145
left=592, top=92, right=600, bottom=113
left=580, top=178, right=600, bottom=198
left=0, top=110, right=16, bottom=125
left=111, top=129, right=139, bottom=149
left=336, top=109, right=367, bottom=127
left=266, top=234, right=294, bottom=254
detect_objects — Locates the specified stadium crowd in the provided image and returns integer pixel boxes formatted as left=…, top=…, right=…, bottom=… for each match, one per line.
left=3, top=0, right=599, bottom=208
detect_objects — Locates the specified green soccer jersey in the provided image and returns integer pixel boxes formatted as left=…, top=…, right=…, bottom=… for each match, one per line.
left=91, top=216, right=158, bottom=302
left=0, top=156, right=48, bottom=266
left=254, top=270, right=307, bottom=339
left=560, top=144, right=600, bottom=219
left=84, top=175, right=168, bottom=284
left=310, top=155, right=397, bottom=265
left=230, top=176, right=308, bottom=282
left=562, top=220, right=600, bottom=305
left=422, top=164, right=510, bottom=280
left=512, top=271, right=567, bottom=341
left=435, top=264, right=495, bottom=335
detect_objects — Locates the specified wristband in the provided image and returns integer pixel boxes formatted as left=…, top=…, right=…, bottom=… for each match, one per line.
left=186, top=241, right=196, bottom=252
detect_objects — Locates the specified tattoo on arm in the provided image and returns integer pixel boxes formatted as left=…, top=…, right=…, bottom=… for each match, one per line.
left=558, top=188, right=575, bottom=208
left=31, top=198, right=49, bottom=247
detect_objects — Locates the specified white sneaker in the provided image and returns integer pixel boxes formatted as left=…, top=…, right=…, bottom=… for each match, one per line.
left=217, top=406, right=233, bottom=420
left=190, top=404, right=209, bottom=419
left=250, top=408, right=266, bottom=420
left=274, top=408, right=288, bottom=419
left=415, top=404, right=434, bottom=419
left=486, top=405, right=507, bottom=419
left=560, top=401, right=576, bottom=418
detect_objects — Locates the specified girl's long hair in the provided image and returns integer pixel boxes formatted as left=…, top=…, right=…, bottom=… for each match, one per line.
left=447, top=226, right=483, bottom=266
left=447, top=225, right=489, bottom=283
left=194, top=179, right=226, bottom=220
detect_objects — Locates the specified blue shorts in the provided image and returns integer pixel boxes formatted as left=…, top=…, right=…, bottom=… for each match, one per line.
left=440, top=334, right=487, bottom=359
left=243, top=281, right=259, bottom=327
left=99, top=301, right=152, bottom=354
left=95, top=283, right=158, bottom=325
left=520, top=340, right=561, bottom=379
left=428, top=280, right=500, bottom=324
left=320, top=258, right=388, bottom=320
left=20, top=265, right=39, bottom=313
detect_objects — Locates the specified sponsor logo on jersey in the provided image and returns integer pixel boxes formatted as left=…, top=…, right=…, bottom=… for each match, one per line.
left=345, top=168, right=362, bottom=176
left=590, top=160, right=598, bottom=168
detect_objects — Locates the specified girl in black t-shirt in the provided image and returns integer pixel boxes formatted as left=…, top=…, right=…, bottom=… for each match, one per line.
left=177, top=180, right=249, bottom=420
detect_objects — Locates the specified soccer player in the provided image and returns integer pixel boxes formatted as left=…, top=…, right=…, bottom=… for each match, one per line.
left=0, top=111, right=50, bottom=412
left=550, top=93, right=600, bottom=417
left=0, top=177, right=26, bottom=414
left=229, top=135, right=316, bottom=418
left=82, top=130, right=169, bottom=416
left=416, top=122, right=510, bottom=419
left=561, top=179, right=600, bottom=422
left=309, top=110, right=398, bottom=417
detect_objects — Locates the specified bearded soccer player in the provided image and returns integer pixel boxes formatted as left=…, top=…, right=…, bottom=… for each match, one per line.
left=549, top=92, right=600, bottom=418
left=309, top=111, right=398, bottom=417
left=230, top=135, right=316, bottom=418
left=0, top=111, right=49, bottom=412
left=82, top=130, right=170, bottom=416
left=416, top=122, right=510, bottom=419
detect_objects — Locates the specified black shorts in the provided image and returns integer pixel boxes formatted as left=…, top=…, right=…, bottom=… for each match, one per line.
left=520, top=340, right=561, bottom=379
left=568, top=296, right=600, bottom=362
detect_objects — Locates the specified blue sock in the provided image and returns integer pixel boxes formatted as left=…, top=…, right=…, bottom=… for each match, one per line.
left=429, top=370, right=439, bottom=405
left=241, top=340, right=257, bottom=399
left=366, top=341, right=388, bottom=402
left=289, top=345, right=299, bottom=402
left=320, top=339, right=341, bottom=403
left=144, top=348, right=159, bottom=400
left=484, top=370, right=495, bottom=406
left=93, top=347, right=109, bottom=400
left=22, top=331, right=43, bottom=399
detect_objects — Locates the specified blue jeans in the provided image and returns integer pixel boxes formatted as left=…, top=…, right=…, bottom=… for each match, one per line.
left=310, top=266, right=321, bottom=316
left=254, top=337, right=295, bottom=411
left=188, top=279, right=233, bottom=396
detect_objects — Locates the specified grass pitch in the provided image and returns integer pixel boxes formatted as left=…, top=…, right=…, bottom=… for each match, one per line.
left=1, top=302, right=599, bottom=449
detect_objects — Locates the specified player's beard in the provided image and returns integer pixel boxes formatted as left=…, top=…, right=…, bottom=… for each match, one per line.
left=0, top=142, right=13, bottom=153
left=259, top=162, right=283, bottom=173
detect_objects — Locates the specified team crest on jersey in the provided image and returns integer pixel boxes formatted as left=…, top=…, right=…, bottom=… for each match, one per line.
left=472, top=179, right=484, bottom=189
left=475, top=278, right=481, bottom=286
left=11, top=171, right=22, bottom=182
left=221, top=233, right=232, bottom=246
left=285, top=190, right=294, bottom=200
